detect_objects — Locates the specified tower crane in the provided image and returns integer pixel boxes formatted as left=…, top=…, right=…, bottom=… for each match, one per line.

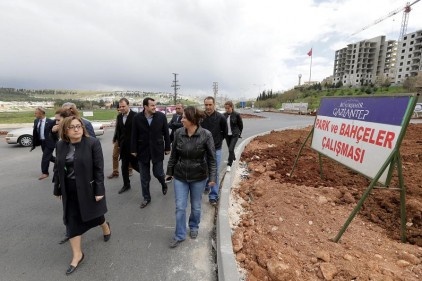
left=351, top=0, right=420, bottom=41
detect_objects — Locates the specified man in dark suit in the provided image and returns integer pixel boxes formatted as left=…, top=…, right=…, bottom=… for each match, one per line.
left=168, top=103, right=184, bottom=143
left=31, top=106, right=57, bottom=180
left=115, top=98, right=140, bottom=194
left=131, top=97, right=171, bottom=208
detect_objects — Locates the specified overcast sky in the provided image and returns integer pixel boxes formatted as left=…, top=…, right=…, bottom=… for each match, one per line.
left=1, top=0, right=422, bottom=99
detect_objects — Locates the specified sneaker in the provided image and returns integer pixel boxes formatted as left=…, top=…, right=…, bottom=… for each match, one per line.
left=226, top=166, right=231, bottom=172
left=209, top=199, right=218, bottom=206
left=190, top=230, right=198, bottom=239
left=169, top=238, right=184, bottom=248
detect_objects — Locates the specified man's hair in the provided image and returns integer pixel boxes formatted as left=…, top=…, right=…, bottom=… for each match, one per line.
left=119, top=98, right=129, bottom=105
left=204, top=96, right=215, bottom=104
left=143, top=97, right=155, bottom=107
left=62, top=102, right=77, bottom=109
left=36, top=106, right=46, bottom=114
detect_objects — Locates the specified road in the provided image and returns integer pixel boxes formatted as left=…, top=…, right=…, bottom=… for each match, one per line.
left=0, top=111, right=314, bottom=281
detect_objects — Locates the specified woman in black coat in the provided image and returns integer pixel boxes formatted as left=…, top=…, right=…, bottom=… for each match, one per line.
left=53, top=116, right=110, bottom=275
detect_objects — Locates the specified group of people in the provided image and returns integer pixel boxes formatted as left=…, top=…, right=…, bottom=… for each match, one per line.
left=31, top=96, right=243, bottom=274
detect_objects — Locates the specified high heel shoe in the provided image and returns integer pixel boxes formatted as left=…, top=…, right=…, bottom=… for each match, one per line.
left=104, top=222, right=111, bottom=242
left=65, top=253, right=84, bottom=275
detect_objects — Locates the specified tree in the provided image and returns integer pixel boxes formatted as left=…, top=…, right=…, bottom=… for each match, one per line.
left=403, top=76, right=418, bottom=92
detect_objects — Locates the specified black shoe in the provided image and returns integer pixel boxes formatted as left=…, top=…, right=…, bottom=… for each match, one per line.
left=169, top=238, right=184, bottom=248
left=190, top=230, right=198, bottom=239
left=140, top=200, right=151, bottom=209
left=103, top=222, right=111, bottom=242
left=118, top=186, right=131, bottom=194
left=58, top=236, right=69, bottom=245
left=65, top=253, right=84, bottom=275
left=162, top=183, right=168, bottom=195
left=209, top=199, right=218, bottom=206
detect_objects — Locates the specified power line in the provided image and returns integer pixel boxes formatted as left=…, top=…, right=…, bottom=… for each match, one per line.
left=213, top=82, right=218, bottom=103
left=171, top=73, right=180, bottom=105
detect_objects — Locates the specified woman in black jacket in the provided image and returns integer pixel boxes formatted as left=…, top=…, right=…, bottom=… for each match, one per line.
left=53, top=116, right=110, bottom=275
left=223, top=101, right=243, bottom=172
left=166, top=106, right=217, bottom=248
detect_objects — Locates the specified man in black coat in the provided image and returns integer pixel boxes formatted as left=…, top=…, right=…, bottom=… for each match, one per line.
left=201, top=96, right=227, bottom=206
left=31, top=106, right=57, bottom=180
left=115, top=98, right=140, bottom=194
left=168, top=103, right=184, bottom=143
left=131, top=97, right=171, bottom=208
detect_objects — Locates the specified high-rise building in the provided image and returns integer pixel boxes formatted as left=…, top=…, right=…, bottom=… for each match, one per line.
left=333, top=36, right=388, bottom=87
left=333, top=29, right=422, bottom=87
left=395, top=30, right=422, bottom=84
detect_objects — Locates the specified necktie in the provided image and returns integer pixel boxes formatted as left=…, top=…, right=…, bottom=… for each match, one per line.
left=40, top=120, right=45, bottom=140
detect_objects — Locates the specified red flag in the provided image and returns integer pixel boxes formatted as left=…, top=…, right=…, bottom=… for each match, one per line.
left=307, top=48, right=312, bottom=56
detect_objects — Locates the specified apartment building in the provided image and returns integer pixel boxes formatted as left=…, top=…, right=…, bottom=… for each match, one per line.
left=333, top=29, right=422, bottom=87
left=333, top=36, right=387, bottom=87
left=395, top=30, right=422, bottom=84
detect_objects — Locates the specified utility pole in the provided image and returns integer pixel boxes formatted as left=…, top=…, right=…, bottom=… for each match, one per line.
left=213, top=82, right=218, bottom=104
left=171, top=73, right=180, bottom=105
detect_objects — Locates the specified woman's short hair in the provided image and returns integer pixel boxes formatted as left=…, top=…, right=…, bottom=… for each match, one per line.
left=224, top=101, right=234, bottom=108
left=59, top=116, right=89, bottom=142
left=183, top=106, right=205, bottom=126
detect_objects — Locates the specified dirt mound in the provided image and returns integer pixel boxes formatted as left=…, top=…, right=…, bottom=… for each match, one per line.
left=232, top=123, right=422, bottom=281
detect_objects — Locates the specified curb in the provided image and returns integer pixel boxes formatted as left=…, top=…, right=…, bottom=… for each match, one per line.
left=217, top=124, right=313, bottom=281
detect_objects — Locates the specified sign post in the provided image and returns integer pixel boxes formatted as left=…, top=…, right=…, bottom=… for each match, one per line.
left=292, top=94, right=418, bottom=242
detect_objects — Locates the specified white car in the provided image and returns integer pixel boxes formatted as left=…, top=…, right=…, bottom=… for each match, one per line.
left=91, top=122, right=105, bottom=137
left=253, top=108, right=262, bottom=113
left=5, top=121, right=105, bottom=147
left=5, top=127, right=34, bottom=147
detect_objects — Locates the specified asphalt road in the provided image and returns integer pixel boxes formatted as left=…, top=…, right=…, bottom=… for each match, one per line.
left=0, top=111, right=315, bottom=281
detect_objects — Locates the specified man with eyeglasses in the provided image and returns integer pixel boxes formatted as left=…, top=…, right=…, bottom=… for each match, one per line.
left=168, top=103, right=184, bottom=143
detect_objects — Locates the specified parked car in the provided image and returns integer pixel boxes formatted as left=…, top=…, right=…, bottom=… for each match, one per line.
left=253, top=108, right=262, bottom=113
left=5, top=127, right=34, bottom=147
left=5, top=121, right=105, bottom=147
left=91, top=122, right=105, bottom=137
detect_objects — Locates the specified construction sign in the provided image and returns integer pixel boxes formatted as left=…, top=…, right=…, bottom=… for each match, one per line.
left=311, top=96, right=414, bottom=185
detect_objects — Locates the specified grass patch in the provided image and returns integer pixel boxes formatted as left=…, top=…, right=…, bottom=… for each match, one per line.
left=0, top=109, right=118, bottom=124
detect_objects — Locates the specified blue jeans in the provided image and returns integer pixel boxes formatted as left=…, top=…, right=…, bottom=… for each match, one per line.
left=173, top=178, right=207, bottom=241
left=208, top=148, right=221, bottom=201
left=138, top=160, right=166, bottom=201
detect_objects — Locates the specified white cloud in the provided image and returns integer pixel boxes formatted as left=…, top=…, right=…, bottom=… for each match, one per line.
left=1, top=0, right=421, bottom=99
